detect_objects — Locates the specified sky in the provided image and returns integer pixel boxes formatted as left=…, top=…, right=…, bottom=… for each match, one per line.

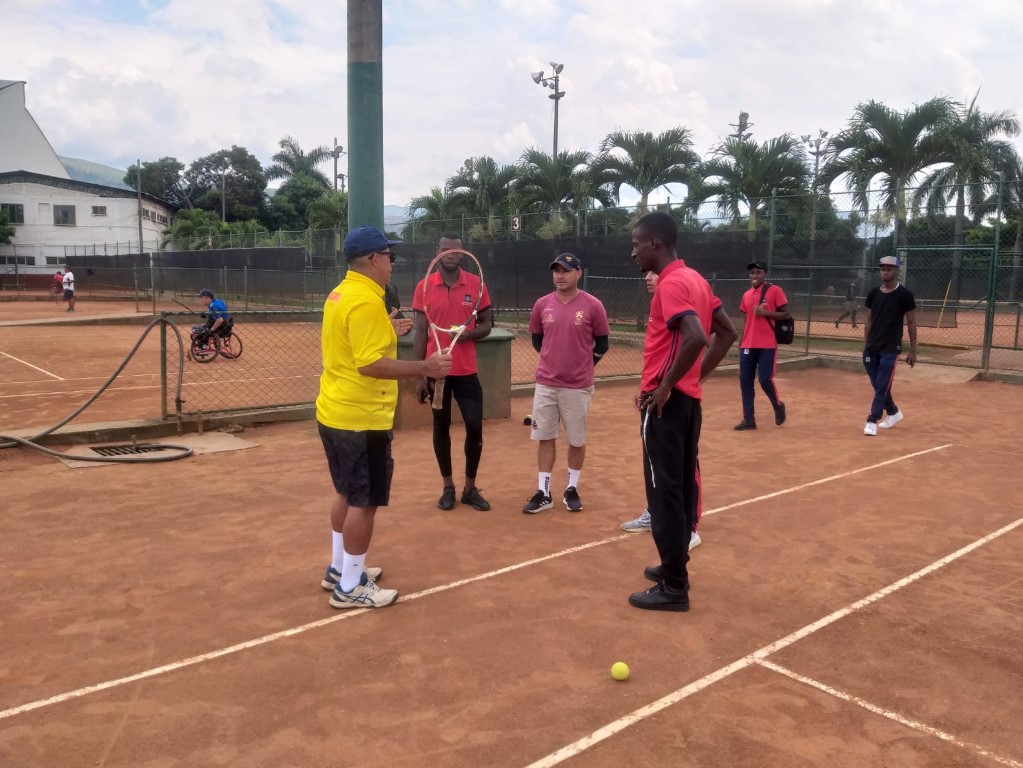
left=3, top=0, right=1023, bottom=209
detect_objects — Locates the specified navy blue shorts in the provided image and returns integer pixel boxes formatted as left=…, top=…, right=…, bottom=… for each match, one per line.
left=63, top=289, right=74, bottom=299
left=317, top=423, right=394, bottom=507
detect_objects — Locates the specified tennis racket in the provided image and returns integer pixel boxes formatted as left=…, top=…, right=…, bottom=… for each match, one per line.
left=418, top=248, right=485, bottom=410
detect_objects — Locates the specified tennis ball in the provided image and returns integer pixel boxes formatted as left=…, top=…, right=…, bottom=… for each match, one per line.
left=611, top=662, right=630, bottom=681
left=523, top=414, right=532, bottom=426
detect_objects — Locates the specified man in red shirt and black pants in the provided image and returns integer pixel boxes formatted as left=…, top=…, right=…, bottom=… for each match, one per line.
left=630, top=213, right=737, bottom=612
left=734, top=260, right=788, bottom=430
left=412, top=234, right=494, bottom=511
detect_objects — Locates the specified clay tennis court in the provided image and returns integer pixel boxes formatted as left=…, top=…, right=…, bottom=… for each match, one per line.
left=2, top=363, right=1021, bottom=767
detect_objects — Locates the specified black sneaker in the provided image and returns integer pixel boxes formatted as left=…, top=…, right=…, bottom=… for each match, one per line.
left=628, top=582, right=690, bottom=612
left=774, top=402, right=786, bottom=426
left=461, top=487, right=491, bottom=511
left=437, top=486, right=456, bottom=510
left=522, top=490, right=553, bottom=514
left=733, top=420, right=757, bottom=431
left=563, top=486, right=583, bottom=512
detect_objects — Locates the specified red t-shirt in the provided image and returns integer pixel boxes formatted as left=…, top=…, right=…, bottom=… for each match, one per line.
left=739, top=283, right=788, bottom=349
left=412, top=269, right=492, bottom=376
left=529, top=290, right=610, bottom=389
left=641, top=260, right=721, bottom=401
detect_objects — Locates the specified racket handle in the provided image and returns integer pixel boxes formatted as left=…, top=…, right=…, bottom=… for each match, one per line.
left=432, top=376, right=446, bottom=410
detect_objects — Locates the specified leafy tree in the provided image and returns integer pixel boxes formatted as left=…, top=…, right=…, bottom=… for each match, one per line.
left=695, top=135, right=809, bottom=240
left=163, top=208, right=225, bottom=250
left=404, top=186, right=464, bottom=243
left=591, top=127, right=699, bottom=213
left=308, top=190, right=349, bottom=231
left=188, top=146, right=268, bottom=222
left=0, top=209, right=14, bottom=244
left=516, top=148, right=593, bottom=237
left=125, top=157, right=194, bottom=209
left=989, top=154, right=1023, bottom=298
left=267, top=172, right=329, bottom=231
left=266, top=136, right=332, bottom=187
left=821, top=98, right=956, bottom=246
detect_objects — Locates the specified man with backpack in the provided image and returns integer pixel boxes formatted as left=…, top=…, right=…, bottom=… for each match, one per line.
left=734, top=261, right=788, bottom=431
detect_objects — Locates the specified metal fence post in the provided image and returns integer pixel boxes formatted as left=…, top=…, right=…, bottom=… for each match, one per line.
left=804, top=273, right=814, bottom=356
left=981, top=174, right=1004, bottom=370
left=767, top=192, right=776, bottom=272
left=160, top=315, right=168, bottom=420
left=244, top=265, right=249, bottom=310
left=133, top=264, right=139, bottom=313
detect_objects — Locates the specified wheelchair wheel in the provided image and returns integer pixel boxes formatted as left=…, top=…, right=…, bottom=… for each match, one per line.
left=218, top=332, right=243, bottom=360
left=190, top=335, right=220, bottom=363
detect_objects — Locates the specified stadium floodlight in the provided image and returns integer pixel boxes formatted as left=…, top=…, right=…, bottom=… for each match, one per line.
left=531, top=62, right=566, bottom=159
left=802, top=129, right=831, bottom=264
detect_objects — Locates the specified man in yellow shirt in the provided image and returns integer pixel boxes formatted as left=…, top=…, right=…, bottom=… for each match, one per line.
left=317, top=226, right=451, bottom=609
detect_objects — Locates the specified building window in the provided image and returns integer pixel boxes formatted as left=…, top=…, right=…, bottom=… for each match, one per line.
left=92, top=206, right=107, bottom=216
left=53, top=205, right=76, bottom=226
left=0, top=203, right=25, bottom=224
left=1, top=256, right=33, bottom=266
left=46, top=257, right=63, bottom=266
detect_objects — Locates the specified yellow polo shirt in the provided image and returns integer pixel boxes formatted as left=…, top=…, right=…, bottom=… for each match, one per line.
left=316, top=271, right=398, bottom=430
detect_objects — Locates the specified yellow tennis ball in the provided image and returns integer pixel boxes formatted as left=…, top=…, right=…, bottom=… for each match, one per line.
left=611, top=662, right=630, bottom=681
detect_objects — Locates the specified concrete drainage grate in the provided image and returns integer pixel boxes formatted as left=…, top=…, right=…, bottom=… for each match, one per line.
left=88, top=444, right=172, bottom=457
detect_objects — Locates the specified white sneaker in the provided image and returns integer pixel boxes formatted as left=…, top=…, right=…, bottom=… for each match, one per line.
left=621, top=509, right=652, bottom=532
left=329, top=574, right=398, bottom=609
left=864, top=421, right=878, bottom=436
left=689, top=531, right=702, bottom=551
left=879, top=411, right=904, bottom=429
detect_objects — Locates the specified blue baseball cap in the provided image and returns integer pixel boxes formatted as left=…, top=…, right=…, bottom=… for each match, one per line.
left=550, top=253, right=582, bottom=271
left=879, top=255, right=901, bottom=268
left=198, top=288, right=214, bottom=298
left=343, top=226, right=403, bottom=261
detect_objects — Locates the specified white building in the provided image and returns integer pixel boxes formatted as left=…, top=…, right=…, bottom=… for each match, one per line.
left=0, top=80, right=174, bottom=280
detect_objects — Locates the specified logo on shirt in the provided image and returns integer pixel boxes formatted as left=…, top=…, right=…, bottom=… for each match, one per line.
left=463, top=293, right=472, bottom=305
left=574, top=311, right=584, bottom=325
left=543, top=310, right=555, bottom=324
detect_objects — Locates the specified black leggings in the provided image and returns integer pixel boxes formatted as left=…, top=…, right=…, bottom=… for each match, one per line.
left=432, top=373, right=484, bottom=480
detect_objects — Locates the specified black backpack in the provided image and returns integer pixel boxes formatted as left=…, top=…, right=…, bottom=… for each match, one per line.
left=759, top=283, right=794, bottom=345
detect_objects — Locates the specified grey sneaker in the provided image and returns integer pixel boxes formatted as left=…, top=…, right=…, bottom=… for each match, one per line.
left=563, top=486, right=583, bottom=512
left=522, top=490, right=553, bottom=514
left=329, top=573, right=398, bottom=609
left=620, top=509, right=652, bottom=532
left=321, top=565, right=383, bottom=591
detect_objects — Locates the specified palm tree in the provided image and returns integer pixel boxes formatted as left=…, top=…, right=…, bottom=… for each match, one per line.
left=912, top=95, right=1019, bottom=292
left=266, top=136, right=332, bottom=187
left=591, top=127, right=699, bottom=213
left=990, top=153, right=1023, bottom=299
left=405, top=186, right=463, bottom=243
left=820, top=98, right=956, bottom=246
left=308, top=190, right=349, bottom=231
left=516, top=148, right=592, bottom=236
left=694, top=135, right=809, bottom=240
left=445, top=156, right=517, bottom=240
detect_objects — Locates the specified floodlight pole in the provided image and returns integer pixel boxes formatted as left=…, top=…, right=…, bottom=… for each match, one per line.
left=331, top=137, right=347, bottom=192
left=802, top=129, right=829, bottom=265
left=531, top=63, right=566, bottom=159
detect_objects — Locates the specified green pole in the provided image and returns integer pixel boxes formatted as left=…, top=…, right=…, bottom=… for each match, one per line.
left=160, top=315, right=168, bottom=420
left=347, top=1, right=384, bottom=230
left=981, top=173, right=1004, bottom=370
left=804, top=272, right=814, bottom=356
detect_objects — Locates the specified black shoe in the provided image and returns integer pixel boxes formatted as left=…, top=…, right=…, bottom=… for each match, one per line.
left=774, top=402, right=786, bottom=426
left=522, top=490, right=553, bottom=514
left=437, top=486, right=456, bottom=510
left=834, top=321, right=839, bottom=328
left=461, top=487, right=491, bottom=511
left=628, top=582, right=690, bottom=612
left=733, top=420, right=757, bottom=431
left=563, top=486, right=583, bottom=512
left=643, top=564, right=662, bottom=583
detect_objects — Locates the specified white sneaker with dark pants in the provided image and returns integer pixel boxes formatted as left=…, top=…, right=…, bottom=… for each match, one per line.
left=879, top=410, right=904, bottom=429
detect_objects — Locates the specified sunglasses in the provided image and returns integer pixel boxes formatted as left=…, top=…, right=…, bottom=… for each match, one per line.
left=371, top=250, right=396, bottom=263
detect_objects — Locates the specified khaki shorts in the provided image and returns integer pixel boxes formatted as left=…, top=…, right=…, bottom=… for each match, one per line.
left=530, top=383, right=594, bottom=446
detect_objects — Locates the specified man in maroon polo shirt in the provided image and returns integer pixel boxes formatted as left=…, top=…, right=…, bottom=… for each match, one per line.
left=412, top=234, right=494, bottom=511
left=629, top=212, right=736, bottom=612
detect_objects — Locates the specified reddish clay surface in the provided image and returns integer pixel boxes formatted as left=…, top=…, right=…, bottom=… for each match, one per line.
left=1, top=367, right=1021, bottom=767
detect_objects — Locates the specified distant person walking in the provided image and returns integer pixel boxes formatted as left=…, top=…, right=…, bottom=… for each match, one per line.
left=862, top=256, right=917, bottom=436
left=835, top=280, right=859, bottom=328
left=734, top=261, right=787, bottom=431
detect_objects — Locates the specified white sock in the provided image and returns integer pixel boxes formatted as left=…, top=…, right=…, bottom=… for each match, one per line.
left=331, top=531, right=344, bottom=572
left=539, top=472, right=551, bottom=497
left=567, top=468, right=581, bottom=489
left=340, top=551, right=367, bottom=592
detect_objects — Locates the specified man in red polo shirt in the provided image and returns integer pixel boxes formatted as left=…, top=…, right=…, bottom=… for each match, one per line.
left=629, top=212, right=736, bottom=612
left=734, top=260, right=788, bottom=430
left=412, top=234, right=494, bottom=511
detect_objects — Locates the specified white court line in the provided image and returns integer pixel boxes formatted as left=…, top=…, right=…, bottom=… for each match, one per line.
left=0, top=384, right=159, bottom=400
left=0, top=351, right=63, bottom=380
left=0, top=444, right=955, bottom=722
left=525, top=515, right=1023, bottom=768
left=702, top=443, right=953, bottom=516
left=757, top=661, right=1023, bottom=768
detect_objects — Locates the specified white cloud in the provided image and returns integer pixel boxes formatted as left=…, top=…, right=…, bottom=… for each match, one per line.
left=1, top=0, right=1021, bottom=210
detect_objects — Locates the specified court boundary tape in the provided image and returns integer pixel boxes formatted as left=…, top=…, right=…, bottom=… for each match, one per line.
left=0, top=351, right=64, bottom=380
left=0, top=443, right=957, bottom=723
left=757, top=661, right=1023, bottom=768
left=525, top=514, right=1023, bottom=768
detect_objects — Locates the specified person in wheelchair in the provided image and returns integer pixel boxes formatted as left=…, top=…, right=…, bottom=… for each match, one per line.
left=193, top=288, right=233, bottom=345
